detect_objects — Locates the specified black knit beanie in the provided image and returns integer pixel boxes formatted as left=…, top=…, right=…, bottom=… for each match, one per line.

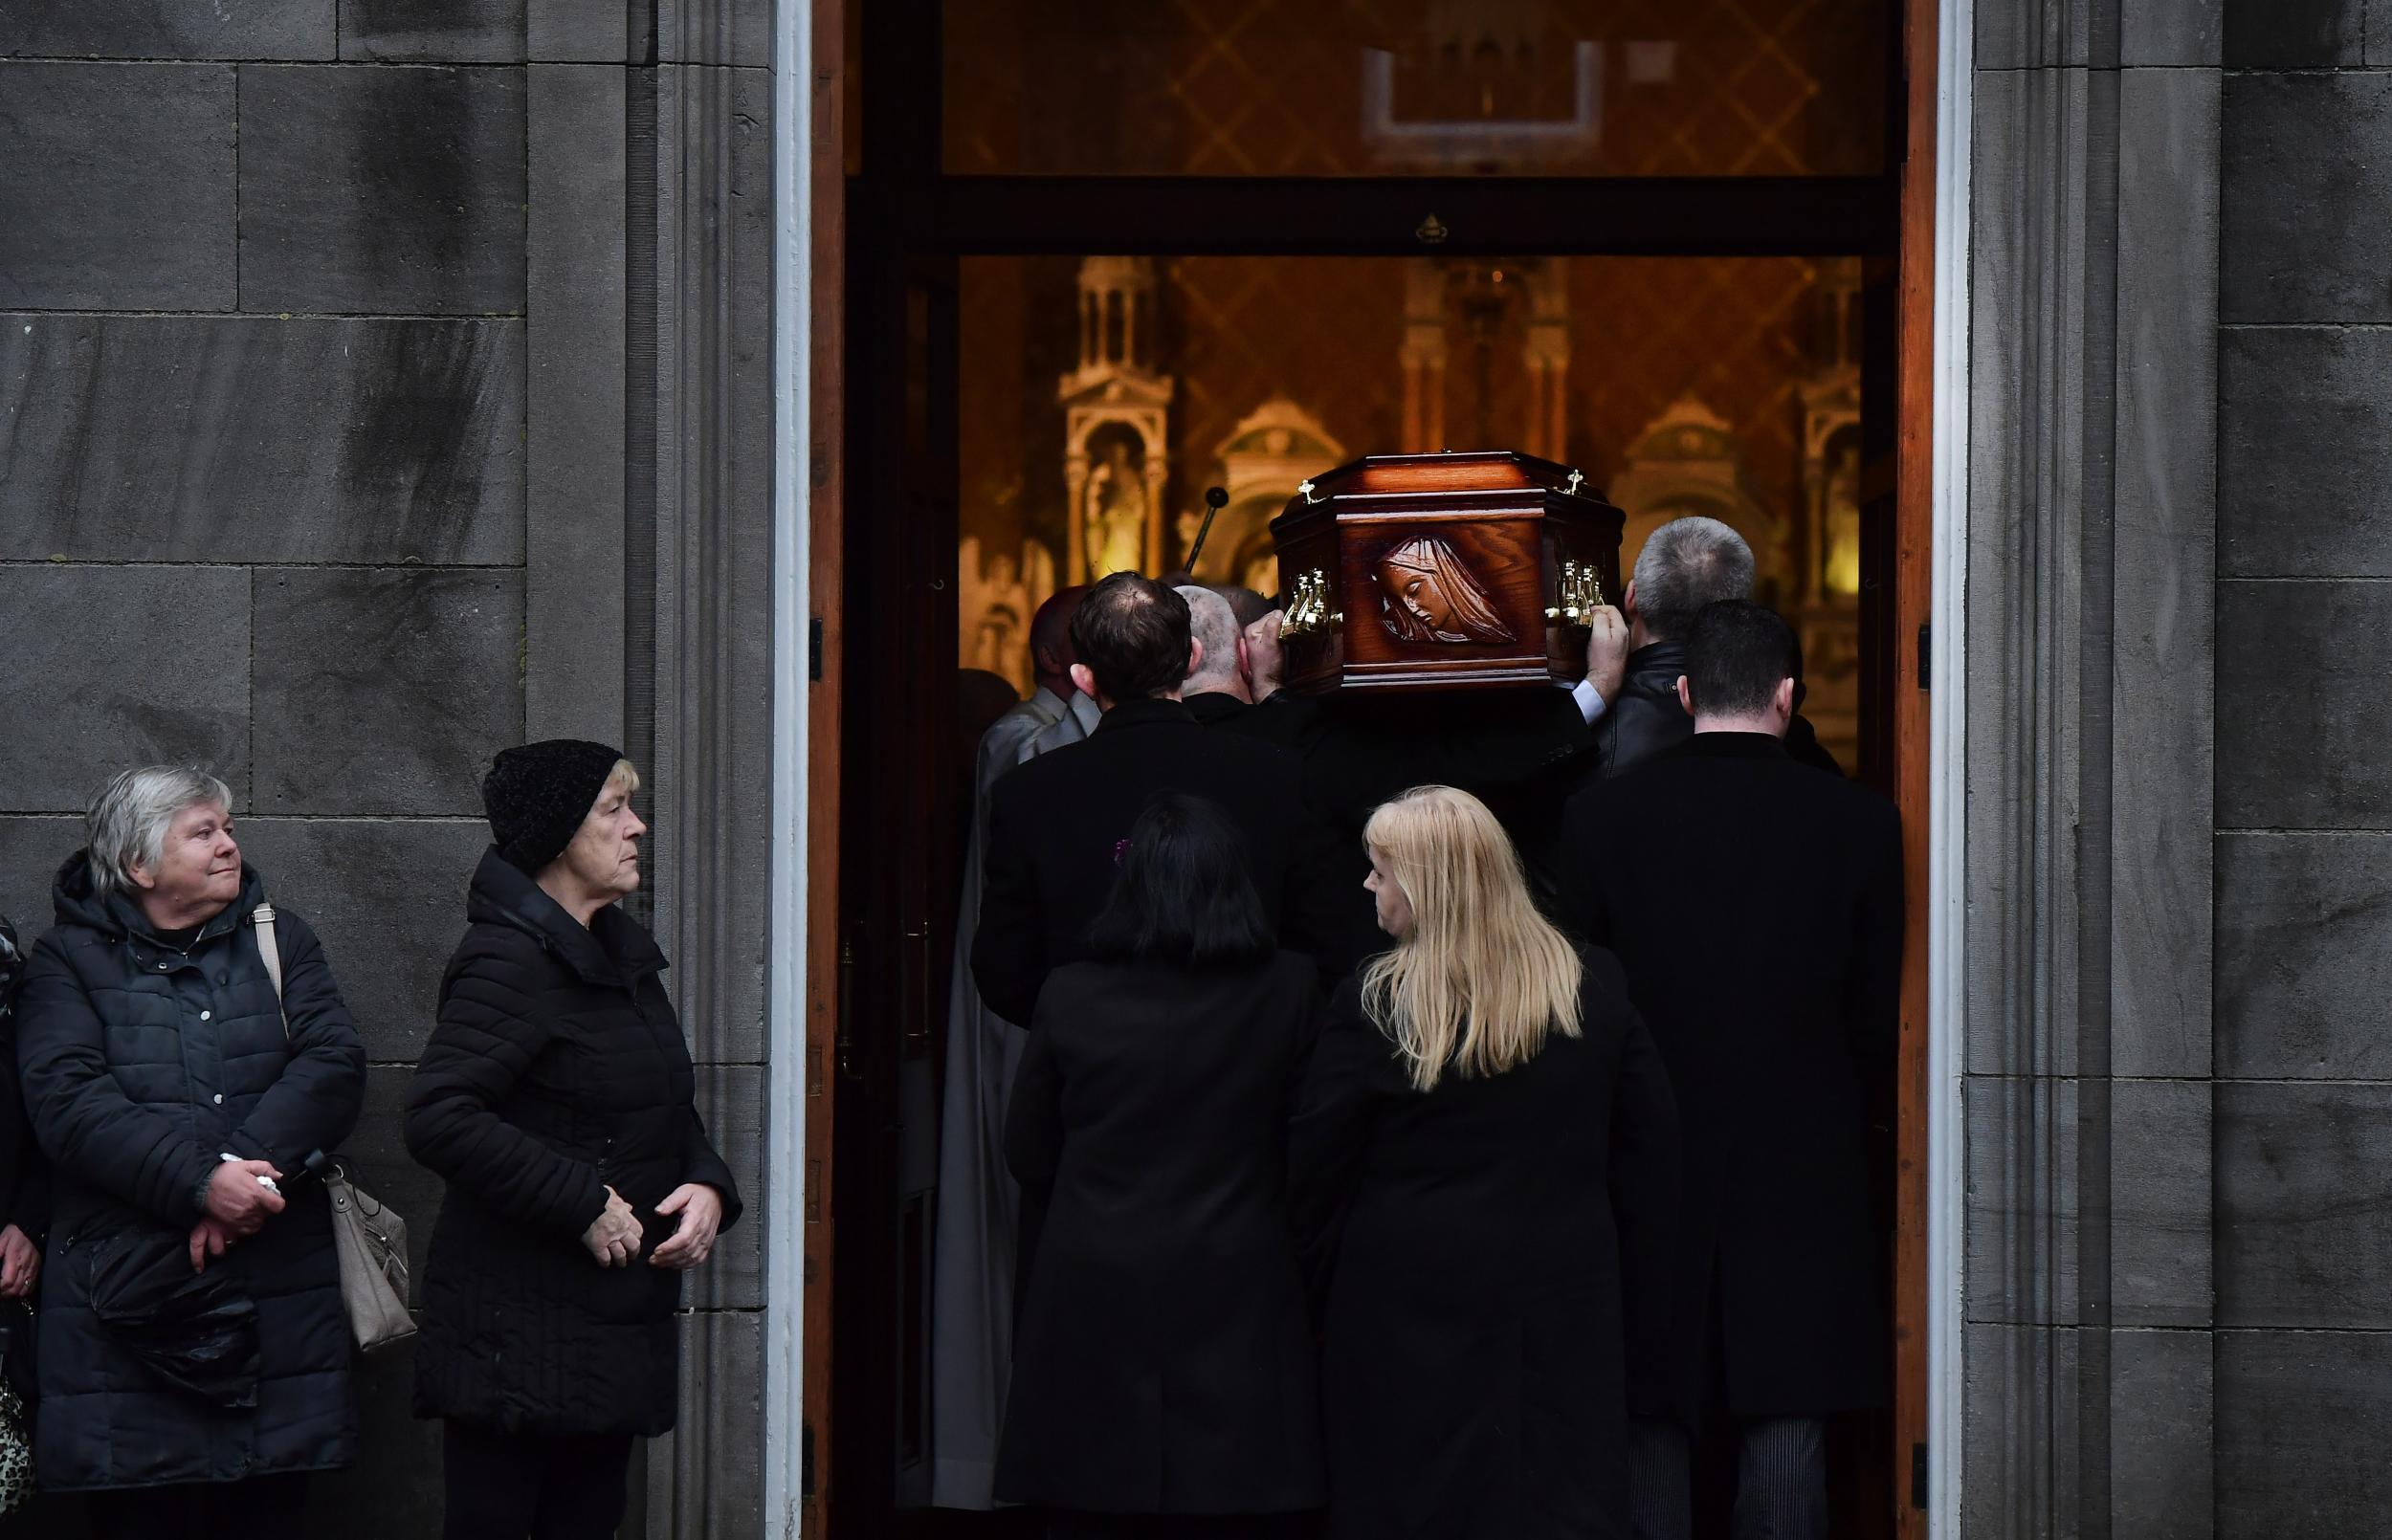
left=481, top=739, right=626, bottom=873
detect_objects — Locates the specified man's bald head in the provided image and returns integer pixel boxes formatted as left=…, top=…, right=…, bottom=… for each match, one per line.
left=1030, top=584, right=1088, bottom=694
left=1176, top=585, right=1250, bottom=701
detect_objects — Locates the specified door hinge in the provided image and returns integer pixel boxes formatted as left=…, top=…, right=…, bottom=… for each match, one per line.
left=1911, top=1441, right=1928, bottom=1508
left=1916, top=622, right=1931, bottom=691
left=808, top=616, right=825, bottom=682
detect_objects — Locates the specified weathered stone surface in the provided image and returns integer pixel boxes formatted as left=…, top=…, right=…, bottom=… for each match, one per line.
left=2216, top=582, right=2392, bottom=828
left=2218, top=833, right=2392, bottom=1078
left=0, top=316, right=524, bottom=565
left=0, top=2, right=335, bottom=59
left=525, top=64, right=627, bottom=743
left=251, top=568, right=524, bottom=818
left=0, top=816, right=83, bottom=939
left=341, top=0, right=524, bottom=61
left=2112, top=64, right=2217, bottom=1078
left=308, top=1331, right=443, bottom=1539
left=648, top=1309, right=765, bottom=1538
left=2220, top=327, right=2392, bottom=577
left=334, top=1069, right=447, bottom=1286
left=658, top=0, right=769, bottom=66
left=2218, top=1330, right=2392, bottom=1536
left=2127, top=0, right=2222, bottom=64
left=239, top=64, right=527, bottom=315
left=2225, top=0, right=2361, bottom=65
left=235, top=818, right=487, bottom=1062
left=0, top=566, right=250, bottom=813
left=2110, top=1080, right=2212, bottom=1327
left=2112, top=1329, right=2215, bottom=1540
left=526, top=0, right=627, bottom=60
left=0, top=63, right=234, bottom=310
left=1964, top=1323, right=2084, bottom=1534
left=2223, top=73, right=2392, bottom=323
left=1967, top=1076, right=2085, bottom=1326
left=2218, top=1082, right=2392, bottom=1329
left=687, top=1065, right=764, bottom=1310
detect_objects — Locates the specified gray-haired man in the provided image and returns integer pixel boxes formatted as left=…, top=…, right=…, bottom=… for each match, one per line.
left=1600, top=517, right=1841, bottom=779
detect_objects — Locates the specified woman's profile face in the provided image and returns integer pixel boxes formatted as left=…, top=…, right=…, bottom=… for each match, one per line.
left=1364, top=846, right=1414, bottom=940
left=557, top=774, right=648, bottom=906
left=1379, top=561, right=1455, bottom=636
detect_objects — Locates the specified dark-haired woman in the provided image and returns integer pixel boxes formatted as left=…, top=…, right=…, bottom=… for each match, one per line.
left=995, top=793, right=1324, bottom=1540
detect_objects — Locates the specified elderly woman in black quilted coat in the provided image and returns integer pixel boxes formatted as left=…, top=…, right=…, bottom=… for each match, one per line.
left=13, top=766, right=366, bottom=1540
left=408, top=740, right=742, bottom=1540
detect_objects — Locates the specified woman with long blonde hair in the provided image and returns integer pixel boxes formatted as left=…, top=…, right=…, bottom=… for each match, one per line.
left=1290, top=785, right=1680, bottom=1540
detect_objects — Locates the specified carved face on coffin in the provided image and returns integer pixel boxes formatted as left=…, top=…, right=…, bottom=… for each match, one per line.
left=1375, top=537, right=1517, bottom=646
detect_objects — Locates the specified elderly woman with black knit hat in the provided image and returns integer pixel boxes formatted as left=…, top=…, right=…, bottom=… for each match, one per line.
left=407, top=741, right=742, bottom=1540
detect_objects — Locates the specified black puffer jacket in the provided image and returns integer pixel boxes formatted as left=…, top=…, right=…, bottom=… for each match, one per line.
left=0, top=914, right=52, bottom=1245
left=406, top=847, right=742, bottom=1437
left=14, top=857, right=365, bottom=1491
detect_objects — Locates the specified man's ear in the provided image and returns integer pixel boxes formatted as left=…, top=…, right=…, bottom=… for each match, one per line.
left=1774, top=676, right=1797, bottom=721
left=1186, top=638, right=1205, bottom=682
left=1069, top=662, right=1098, bottom=699
left=1622, top=579, right=1641, bottom=621
left=1235, top=634, right=1252, bottom=679
left=1675, top=674, right=1694, bottom=715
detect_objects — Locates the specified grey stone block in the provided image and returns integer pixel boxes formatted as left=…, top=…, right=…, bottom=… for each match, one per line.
left=2218, top=1082, right=2392, bottom=1329
left=525, top=64, right=627, bottom=743
left=686, top=1064, right=764, bottom=1310
left=2112, top=65, right=2217, bottom=1079
left=658, top=0, right=769, bottom=66
left=341, top=0, right=524, bottom=61
left=648, top=1309, right=764, bottom=1538
left=0, top=63, right=234, bottom=310
left=2225, top=0, right=2361, bottom=64
left=0, top=816, right=82, bottom=941
left=251, top=568, right=523, bottom=818
left=2220, top=327, right=2392, bottom=578
left=1967, top=1075, right=2085, bottom=1326
left=0, top=566, right=250, bottom=813
left=2218, top=833, right=2392, bottom=1078
left=2216, top=582, right=2392, bottom=829
left=2218, top=1330, right=2392, bottom=1536
left=307, top=1331, right=444, bottom=1539
left=234, top=818, right=486, bottom=1062
left=2111, top=1080, right=2212, bottom=1328
left=2127, top=0, right=2223, bottom=64
left=1964, top=1323, right=2085, bottom=1534
left=2110, top=1329, right=2215, bottom=1540
left=526, top=0, right=626, bottom=60
left=239, top=64, right=527, bottom=315
left=0, top=315, right=525, bottom=565
left=2223, top=73, right=2392, bottom=323
left=0, top=2, right=335, bottom=59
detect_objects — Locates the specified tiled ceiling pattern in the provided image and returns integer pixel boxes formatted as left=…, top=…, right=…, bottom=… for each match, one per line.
left=943, top=0, right=1886, bottom=177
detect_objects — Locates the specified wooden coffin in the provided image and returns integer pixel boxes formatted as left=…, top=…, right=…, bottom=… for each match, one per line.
left=1269, top=450, right=1627, bottom=696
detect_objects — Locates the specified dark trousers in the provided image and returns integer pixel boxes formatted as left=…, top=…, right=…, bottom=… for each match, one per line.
left=87, top=1474, right=310, bottom=1540
left=1628, top=1415, right=1827, bottom=1540
left=1044, top=1513, right=1318, bottom=1540
left=441, top=1421, right=636, bottom=1540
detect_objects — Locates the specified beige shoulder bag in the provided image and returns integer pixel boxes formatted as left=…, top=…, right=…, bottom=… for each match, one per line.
left=253, top=903, right=417, bottom=1352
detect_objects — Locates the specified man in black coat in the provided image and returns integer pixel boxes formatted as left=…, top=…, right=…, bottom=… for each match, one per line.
left=972, top=572, right=1347, bottom=1027
left=1596, top=515, right=1843, bottom=780
left=1558, top=601, right=1903, bottom=1540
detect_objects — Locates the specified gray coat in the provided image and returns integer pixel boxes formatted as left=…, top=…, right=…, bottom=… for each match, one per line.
left=15, top=855, right=365, bottom=1491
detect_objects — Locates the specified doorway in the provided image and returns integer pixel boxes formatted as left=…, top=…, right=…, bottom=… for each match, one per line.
left=823, top=2, right=1930, bottom=1534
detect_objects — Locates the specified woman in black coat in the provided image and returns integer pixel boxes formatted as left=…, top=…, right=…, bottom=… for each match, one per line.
left=14, top=767, right=366, bottom=1539
left=407, top=741, right=742, bottom=1540
left=997, top=792, right=1323, bottom=1540
left=1289, top=785, right=1680, bottom=1540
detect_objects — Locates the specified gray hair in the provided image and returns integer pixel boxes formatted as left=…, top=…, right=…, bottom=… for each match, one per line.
left=1630, top=517, right=1757, bottom=643
left=1176, top=584, right=1244, bottom=691
left=85, top=765, right=233, bottom=897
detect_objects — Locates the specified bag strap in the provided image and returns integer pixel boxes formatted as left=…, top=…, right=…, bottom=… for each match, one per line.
left=251, top=902, right=289, bottom=1043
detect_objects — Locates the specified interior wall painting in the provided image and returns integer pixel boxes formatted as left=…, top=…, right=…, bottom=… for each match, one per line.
left=955, top=253, right=1868, bottom=767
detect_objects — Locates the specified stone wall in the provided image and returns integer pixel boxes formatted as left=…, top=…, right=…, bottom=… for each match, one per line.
left=0, top=3, right=775, bottom=1534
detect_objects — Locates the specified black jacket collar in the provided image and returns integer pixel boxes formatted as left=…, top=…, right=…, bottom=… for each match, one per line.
left=1094, top=696, right=1198, bottom=734
left=466, top=845, right=667, bottom=987
left=1182, top=692, right=1251, bottom=726
left=1679, top=731, right=1791, bottom=760
left=50, top=849, right=265, bottom=949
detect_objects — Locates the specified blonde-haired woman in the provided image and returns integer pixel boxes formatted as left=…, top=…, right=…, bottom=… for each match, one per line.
left=1290, top=785, right=1680, bottom=1540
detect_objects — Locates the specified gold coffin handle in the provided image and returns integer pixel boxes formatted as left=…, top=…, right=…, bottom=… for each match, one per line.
left=1279, top=568, right=1340, bottom=640
left=1543, top=560, right=1606, bottom=625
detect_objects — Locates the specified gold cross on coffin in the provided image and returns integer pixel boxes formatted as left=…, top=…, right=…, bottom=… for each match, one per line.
left=1297, top=479, right=1319, bottom=505
left=1565, top=470, right=1584, bottom=495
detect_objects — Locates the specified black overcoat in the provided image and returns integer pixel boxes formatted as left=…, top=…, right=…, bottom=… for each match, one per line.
left=995, top=952, right=1324, bottom=1517
left=14, top=857, right=365, bottom=1491
left=0, top=915, right=50, bottom=1246
left=406, top=847, right=742, bottom=1438
left=1558, top=732, right=1903, bottom=1419
left=972, top=696, right=1346, bottom=1024
left=1288, top=951, right=1680, bottom=1540
left=1591, top=641, right=1842, bottom=780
